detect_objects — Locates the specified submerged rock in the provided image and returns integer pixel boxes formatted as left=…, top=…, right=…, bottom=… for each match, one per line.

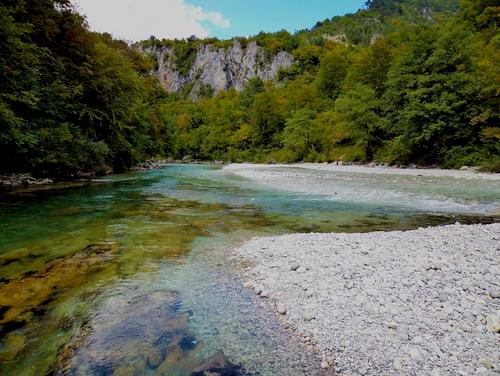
left=0, top=242, right=119, bottom=336
left=190, top=351, right=246, bottom=376
left=49, top=289, right=249, bottom=376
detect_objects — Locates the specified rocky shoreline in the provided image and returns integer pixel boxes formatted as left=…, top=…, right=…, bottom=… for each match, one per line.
left=0, top=160, right=228, bottom=189
left=224, top=162, right=500, bottom=180
left=232, top=223, right=500, bottom=375
left=2, top=161, right=496, bottom=189
left=0, top=173, right=54, bottom=188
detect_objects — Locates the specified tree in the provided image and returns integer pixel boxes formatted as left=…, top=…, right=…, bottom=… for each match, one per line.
left=334, top=84, right=382, bottom=161
left=365, top=0, right=403, bottom=15
left=345, top=38, right=393, bottom=95
left=250, top=90, right=286, bottom=146
left=316, top=46, right=350, bottom=99
left=0, top=0, right=167, bottom=176
left=240, top=77, right=265, bottom=109
left=282, top=109, right=317, bottom=161
left=460, top=0, right=499, bottom=34
left=382, top=22, right=486, bottom=166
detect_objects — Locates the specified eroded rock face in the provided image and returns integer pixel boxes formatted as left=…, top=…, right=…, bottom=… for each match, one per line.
left=142, top=41, right=293, bottom=100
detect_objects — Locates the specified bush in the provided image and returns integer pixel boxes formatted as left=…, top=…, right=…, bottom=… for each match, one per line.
left=479, top=157, right=500, bottom=173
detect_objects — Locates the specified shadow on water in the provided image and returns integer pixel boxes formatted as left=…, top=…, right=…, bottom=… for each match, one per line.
left=0, top=165, right=497, bottom=375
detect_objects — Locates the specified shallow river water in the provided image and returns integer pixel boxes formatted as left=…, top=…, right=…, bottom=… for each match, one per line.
left=0, top=165, right=498, bottom=375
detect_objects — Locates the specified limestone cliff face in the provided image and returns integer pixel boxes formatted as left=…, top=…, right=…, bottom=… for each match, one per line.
left=142, top=41, right=293, bottom=100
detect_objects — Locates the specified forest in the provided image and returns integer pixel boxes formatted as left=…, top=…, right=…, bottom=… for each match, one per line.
left=1, top=0, right=499, bottom=177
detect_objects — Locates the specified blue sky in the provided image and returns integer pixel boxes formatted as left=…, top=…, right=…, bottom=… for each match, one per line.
left=192, top=0, right=367, bottom=39
left=74, top=0, right=367, bottom=42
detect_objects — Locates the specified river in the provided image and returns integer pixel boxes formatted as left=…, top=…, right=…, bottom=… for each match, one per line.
left=0, top=164, right=498, bottom=375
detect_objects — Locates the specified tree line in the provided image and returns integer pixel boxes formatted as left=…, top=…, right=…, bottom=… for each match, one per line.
left=1, top=0, right=498, bottom=177
left=0, top=0, right=168, bottom=177
left=159, top=0, right=499, bottom=171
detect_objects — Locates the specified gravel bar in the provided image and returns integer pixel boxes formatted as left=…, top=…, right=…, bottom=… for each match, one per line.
left=233, top=223, right=500, bottom=375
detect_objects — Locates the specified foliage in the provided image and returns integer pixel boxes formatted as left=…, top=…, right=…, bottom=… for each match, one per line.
left=157, top=0, right=498, bottom=169
left=0, top=0, right=166, bottom=177
left=315, top=45, right=350, bottom=99
left=1, top=0, right=498, bottom=175
left=172, top=35, right=200, bottom=76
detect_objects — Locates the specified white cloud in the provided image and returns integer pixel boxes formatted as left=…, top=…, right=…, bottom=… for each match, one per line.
left=73, top=0, right=230, bottom=41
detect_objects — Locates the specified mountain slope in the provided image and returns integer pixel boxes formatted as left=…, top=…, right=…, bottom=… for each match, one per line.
left=150, top=0, right=499, bottom=170
left=138, top=0, right=462, bottom=100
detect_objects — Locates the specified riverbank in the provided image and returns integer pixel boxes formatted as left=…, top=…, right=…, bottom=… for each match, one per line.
left=224, top=162, right=500, bottom=180
left=0, top=174, right=54, bottom=188
left=3, top=160, right=497, bottom=190
left=222, top=163, right=500, bottom=217
left=232, top=223, right=500, bottom=375
left=0, top=160, right=228, bottom=189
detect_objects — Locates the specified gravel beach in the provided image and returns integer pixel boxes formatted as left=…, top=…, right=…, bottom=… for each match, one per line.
left=223, top=164, right=500, bottom=216
left=233, top=223, right=500, bottom=375
left=224, top=163, right=500, bottom=180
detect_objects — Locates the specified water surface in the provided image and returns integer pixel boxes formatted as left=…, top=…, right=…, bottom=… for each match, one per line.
left=0, top=165, right=498, bottom=375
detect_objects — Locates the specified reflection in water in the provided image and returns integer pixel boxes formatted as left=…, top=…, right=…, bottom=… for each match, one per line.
left=0, top=165, right=497, bottom=375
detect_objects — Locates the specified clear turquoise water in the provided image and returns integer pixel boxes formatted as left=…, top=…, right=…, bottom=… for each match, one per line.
left=0, top=165, right=497, bottom=375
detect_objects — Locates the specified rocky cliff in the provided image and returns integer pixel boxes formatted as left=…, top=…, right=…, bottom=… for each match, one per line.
left=142, top=40, right=293, bottom=100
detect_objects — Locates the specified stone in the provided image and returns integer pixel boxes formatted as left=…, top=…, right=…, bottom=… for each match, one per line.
left=344, top=281, right=354, bottom=290
left=485, top=314, right=500, bottom=333
left=413, top=335, right=424, bottom=344
left=233, top=221, right=500, bottom=376
left=438, top=292, right=448, bottom=302
left=276, top=303, right=286, bottom=315
left=143, top=41, right=293, bottom=100
left=397, top=325, right=409, bottom=341
left=320, top=361, right=329, bottom=369
left=479, top=358, right=494, bottom=369
left=259, top=290, right=269, bottom=298
left=459, top=323, right=472, bottom=333
left=303, top=312, right=315, bottom=322
left=386, top=321, right=398, bottom=329
left=393, top=358, right=403, bottom=371
left=290, top=263, right=301, bottom=271
left=487, top=288, right=500, bottom=299
left=408, top=347, right=422, bottom=361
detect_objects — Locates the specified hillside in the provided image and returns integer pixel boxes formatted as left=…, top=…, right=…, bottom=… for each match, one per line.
left=143, top=0, right=499, bottom=170
left=136, top=0, right=463, bottom=99
left=0, top=0, right=498, bottom=179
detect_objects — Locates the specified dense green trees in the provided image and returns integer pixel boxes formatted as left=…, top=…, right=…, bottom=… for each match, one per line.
left=1, top=0, right=498, bottom=176
left=0, top=0, right=165, bottom=177
left=158, top=0, right=499, bottom=171
left=382, top=22, right=487, bottom=166
left=316, top=46, right=350, bottom=99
